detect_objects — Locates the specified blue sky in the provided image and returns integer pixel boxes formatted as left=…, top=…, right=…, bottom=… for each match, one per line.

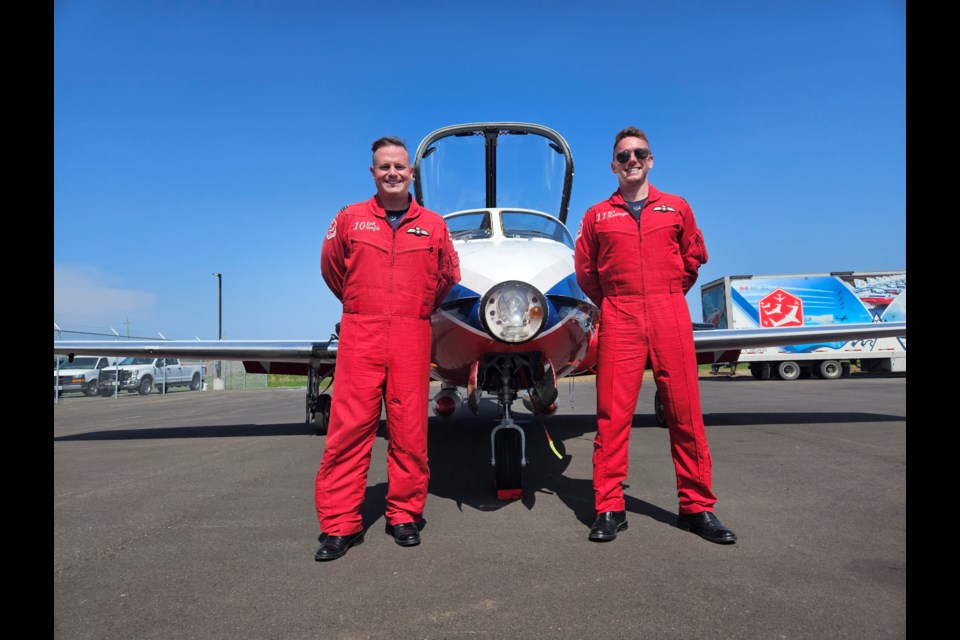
left=54, top=0, right=905, bottom=341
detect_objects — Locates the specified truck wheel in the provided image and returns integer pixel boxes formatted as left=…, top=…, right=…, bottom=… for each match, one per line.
left=99, top=388, right=113, bottom=397
left=190, top=372, right=201, bottom=391
left=818, top=360, right=843, bottom=380
left=83, top=380, right=99, bottom=397
left=775, top=361, right=801, bottom=381
left=138, top=377, right=153, bottom=395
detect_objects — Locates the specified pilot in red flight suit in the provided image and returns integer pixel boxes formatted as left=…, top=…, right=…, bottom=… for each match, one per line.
left=314, top=136, right=461, bottom=561
left=574, top=126, right=736, bottom=545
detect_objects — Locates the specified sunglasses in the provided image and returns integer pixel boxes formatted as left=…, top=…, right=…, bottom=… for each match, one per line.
left=615, top=148, right=652, bottom=163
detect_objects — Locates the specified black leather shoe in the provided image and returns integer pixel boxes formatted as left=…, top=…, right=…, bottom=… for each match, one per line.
left=588, top=510, right=628, bottom=542
left=677, top=511, right=737, bottom=544
left=385, top=522, right=421, bottom=547
left=314, top=530, right=364, bottom=561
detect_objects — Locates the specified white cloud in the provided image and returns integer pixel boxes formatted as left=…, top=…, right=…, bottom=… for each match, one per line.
left=54, top=264, right=156, bottom=332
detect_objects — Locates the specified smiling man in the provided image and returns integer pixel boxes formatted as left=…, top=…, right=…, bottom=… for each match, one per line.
left=314, top=136, right=461, bottom=561
left=574, top=126, right=736, bottom=546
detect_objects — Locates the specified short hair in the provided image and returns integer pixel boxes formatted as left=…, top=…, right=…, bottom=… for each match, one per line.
left=613, top=126, right=650, bottom=157
left=371, top=136, right=407, bottom=155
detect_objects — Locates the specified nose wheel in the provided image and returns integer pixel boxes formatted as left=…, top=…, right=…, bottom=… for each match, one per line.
left=489, top=357, right=527, bottom=499
left=492, top=419, right=525, bottom=500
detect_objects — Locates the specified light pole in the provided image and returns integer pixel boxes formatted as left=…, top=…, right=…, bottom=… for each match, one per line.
left=212, top=272, right=222, bottom=340
left=54, top=324, right=62, bottom=404
left=212, top=273, right=223, bottom=386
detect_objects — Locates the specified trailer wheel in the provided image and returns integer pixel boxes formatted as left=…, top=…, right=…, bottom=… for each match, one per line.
left=775, top=361, right=801, bottom=381
left=817, top=360, right=843, bottom=380
left=750, top=363, right=771, bottom=380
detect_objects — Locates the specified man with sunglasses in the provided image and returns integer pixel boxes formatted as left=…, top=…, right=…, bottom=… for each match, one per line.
left=314, top=136, right=461, bottom=561
left=574, top=126, right=736, bottom=545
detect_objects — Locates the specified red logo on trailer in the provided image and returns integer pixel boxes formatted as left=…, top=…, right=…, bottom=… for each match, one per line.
left=759, top=289, right=804, bottom=327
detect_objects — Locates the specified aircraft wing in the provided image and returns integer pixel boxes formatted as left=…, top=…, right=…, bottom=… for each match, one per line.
left=691, top=321, right=905, bottom=352
left=52, top=340, right=337, bottom=364
left=53, top=320, right=904, bottom=369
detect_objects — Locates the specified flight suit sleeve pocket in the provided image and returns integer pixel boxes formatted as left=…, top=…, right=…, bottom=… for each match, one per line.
left=691, top=229, right=708, bottom=265
left=442, top=250, right=460, bottom=285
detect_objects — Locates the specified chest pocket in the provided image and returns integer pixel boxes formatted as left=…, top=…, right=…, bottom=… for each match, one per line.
left=597, top=226, right=640, bottom=272
left=347, top=236, right=390, bottom=268
left=597, top=226, right=637, bottom=253
left=641, top=217, right=682, bottom=266
left=396, top=244, right=438, bottom=284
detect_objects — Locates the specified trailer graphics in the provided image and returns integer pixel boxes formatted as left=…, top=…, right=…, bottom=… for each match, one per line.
left=701, top=271, right=905, bottom=380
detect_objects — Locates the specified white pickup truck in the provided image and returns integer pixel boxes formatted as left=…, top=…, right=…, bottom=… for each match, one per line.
left=99, top=357, right=203, bottom=396
left=54, top=355, right=117, bottom=397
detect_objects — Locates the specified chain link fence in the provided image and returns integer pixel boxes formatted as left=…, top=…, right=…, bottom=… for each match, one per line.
left=53, top=326, right=305, bottom=397
left=203, top=359, right=269, bottom=390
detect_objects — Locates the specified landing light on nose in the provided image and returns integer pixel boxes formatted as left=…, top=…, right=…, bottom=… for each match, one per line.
left=481, top=281, right=548, bottom=344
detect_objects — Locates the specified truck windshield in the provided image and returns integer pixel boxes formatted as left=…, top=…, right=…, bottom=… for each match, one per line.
left=118, top=357, right=155, bottom=365
left=58, top=357, right=99, bottom=370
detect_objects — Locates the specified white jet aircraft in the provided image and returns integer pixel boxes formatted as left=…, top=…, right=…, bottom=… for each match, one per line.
left=53, top=122, right=906, bottom=499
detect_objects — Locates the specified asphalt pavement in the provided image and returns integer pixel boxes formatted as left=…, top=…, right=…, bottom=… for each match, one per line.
left=54, top=374, right=906, bottom=640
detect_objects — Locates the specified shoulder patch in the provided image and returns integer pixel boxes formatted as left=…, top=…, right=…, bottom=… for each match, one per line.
left=325, top=219, right=337, bottom=240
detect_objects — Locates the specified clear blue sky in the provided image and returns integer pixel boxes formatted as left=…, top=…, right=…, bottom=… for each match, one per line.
left=54, top=0, right=906, bottom=341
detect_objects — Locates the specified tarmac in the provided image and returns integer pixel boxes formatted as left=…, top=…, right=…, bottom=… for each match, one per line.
left=54, top=374, right=906, bottom=640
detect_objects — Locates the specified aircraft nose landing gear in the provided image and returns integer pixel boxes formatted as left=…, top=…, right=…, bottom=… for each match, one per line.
left=481, top=354, right=536, bottom=500
left=491, top=414, right=526, bottom=500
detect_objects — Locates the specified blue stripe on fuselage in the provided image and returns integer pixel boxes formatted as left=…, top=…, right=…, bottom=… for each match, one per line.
left=440, top=276, right=591, bottom=335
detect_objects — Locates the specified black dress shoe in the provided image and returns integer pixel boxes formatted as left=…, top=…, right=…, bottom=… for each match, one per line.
left=385, top=522, right=421, bottom=547
left=314, top=530, right=364, bottom=561
left=677, top=511, right=737, bottom=544
left=588, top=510, right=628, bottom=542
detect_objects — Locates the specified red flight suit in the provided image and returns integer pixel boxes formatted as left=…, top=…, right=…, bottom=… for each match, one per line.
left=574, top=185, right=716, bottom=515
left=316, top=195, right=460, bottom=536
